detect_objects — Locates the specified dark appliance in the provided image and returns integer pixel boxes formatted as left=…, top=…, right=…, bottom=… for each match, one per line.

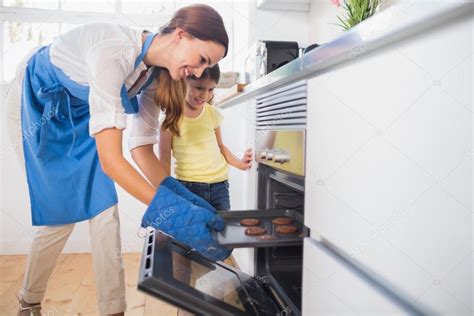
left=256, top=40, right=300, bottom=79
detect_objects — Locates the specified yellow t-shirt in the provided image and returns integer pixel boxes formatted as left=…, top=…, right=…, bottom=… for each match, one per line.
left=172, top=103, right=229, bottom=183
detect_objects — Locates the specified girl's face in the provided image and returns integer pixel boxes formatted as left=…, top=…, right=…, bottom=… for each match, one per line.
left=169, top=29, right=225, bottom=80
left=185, top=77, right=217, bottom=110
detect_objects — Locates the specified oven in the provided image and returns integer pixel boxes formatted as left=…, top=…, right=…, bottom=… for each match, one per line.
left=137, top=80, right=308, bottom=315
left=254, top=81, right=307, bottom=314
left=254, top=130, right=306, bottom=314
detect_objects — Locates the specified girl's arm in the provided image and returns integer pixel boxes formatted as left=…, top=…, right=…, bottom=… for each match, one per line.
left=95, top=128, right=161, bottom=205
left=158, top=127, right=173, bottom=176
left=215, top=127, right=252, bottom=171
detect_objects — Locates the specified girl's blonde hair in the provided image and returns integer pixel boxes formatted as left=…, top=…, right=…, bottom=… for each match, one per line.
left=155, top=69, right=186, bottom=136
left=154, top=4, right=228, bottom=136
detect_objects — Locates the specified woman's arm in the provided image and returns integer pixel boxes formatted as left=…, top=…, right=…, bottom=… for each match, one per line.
left=131, top=144, right=168, bottom=188
left=158, top=127, right=173, bottom=176
left=128, top=78, right=167, bottom=187
left=215, top=127, right=252, bottom=170
left=95, top=128, right=160, bottom=205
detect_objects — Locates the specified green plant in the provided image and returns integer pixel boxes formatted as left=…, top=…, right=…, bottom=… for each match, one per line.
left=333, top=0, right=380, bottom=30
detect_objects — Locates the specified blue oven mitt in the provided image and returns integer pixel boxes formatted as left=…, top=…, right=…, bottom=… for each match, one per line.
left=160, top=177, right=224, bottom=231
left=141, top=176, right=231, bottom=261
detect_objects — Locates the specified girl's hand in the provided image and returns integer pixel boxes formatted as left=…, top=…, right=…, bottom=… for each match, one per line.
left=237, top=148, right=253, bottom=170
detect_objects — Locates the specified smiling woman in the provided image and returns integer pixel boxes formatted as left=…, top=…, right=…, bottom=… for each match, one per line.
left=147, top=4, right=228, bottom=136
left=3, top=3, right=230, bottom=316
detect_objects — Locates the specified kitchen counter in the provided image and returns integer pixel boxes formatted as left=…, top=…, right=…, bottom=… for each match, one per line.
left=216, top=1, right=473, bottom=109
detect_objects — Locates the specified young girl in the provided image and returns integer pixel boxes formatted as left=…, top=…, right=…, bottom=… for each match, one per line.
left=159, top=64, right=253, bottom=211
left=6, top=4, right=229, bottom=316
left=157, top=63, right=252, bottom=316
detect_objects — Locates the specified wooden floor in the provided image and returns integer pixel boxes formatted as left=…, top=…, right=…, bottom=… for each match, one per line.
left=0, top=253, right=178, bottom=315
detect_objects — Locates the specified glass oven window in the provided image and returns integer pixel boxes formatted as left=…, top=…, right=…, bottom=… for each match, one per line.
left=270, top=179, right=304, bottom=214
left=171, top=250, right=246, bottom=311
left=139, top=233, right=284, bottom=315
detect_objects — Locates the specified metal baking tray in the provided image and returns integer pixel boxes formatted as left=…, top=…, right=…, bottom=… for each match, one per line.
left=214, top=209, right=308, bottom=248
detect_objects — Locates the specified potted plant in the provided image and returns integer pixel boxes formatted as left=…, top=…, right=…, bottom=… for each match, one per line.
left=331, top=0, right=380, bottom=30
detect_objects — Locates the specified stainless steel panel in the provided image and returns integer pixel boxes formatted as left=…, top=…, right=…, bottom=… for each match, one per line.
left=217, top=2, right=472, bottom=109
left=256, top=130, right=305, bottom=176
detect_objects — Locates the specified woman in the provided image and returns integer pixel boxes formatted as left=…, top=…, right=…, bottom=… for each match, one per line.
left=6, top=4, right=229, bottom=316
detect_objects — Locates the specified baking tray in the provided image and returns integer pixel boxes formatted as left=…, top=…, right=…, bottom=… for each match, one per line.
left=214, top=209, right=308, bottom=248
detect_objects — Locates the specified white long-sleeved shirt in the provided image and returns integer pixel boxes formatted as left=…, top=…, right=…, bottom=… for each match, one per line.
left=11, top=22, right=161, bottom=149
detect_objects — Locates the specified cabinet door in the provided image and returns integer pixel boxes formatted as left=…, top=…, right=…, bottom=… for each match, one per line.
left=304, top=14, right=472, bottom=315
left=302, top=237, right=424, bottom=315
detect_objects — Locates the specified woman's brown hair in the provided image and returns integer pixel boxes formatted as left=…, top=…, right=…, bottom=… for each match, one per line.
left=156, top=4, right=229, bottom=136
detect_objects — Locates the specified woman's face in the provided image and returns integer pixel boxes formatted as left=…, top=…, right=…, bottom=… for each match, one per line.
left=169, top=29, right=226, bottom=80
left=185, top=77, right=217, bottom=110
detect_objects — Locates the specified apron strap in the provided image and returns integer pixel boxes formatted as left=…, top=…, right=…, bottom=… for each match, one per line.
left=137, top=67, right=160, bottom=95
left=120, top=85, right=137, bottom=114
left=134, top=32, right=157, bottom=68
left=121, top=32, right=158, bottom=114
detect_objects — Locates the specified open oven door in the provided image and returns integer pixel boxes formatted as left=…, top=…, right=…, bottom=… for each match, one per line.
left=138, top=230, right=300, bottom=316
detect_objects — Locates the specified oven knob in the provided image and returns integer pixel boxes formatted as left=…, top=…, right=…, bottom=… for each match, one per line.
left=274, top=152, right=291, bottom=163
left=260, top=149, right=268, bottom=159
left=266, top=150, right=275, bottom=160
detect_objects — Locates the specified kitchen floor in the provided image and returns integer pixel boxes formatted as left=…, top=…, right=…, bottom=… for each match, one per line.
left=1, top=253, right=235, bottom=315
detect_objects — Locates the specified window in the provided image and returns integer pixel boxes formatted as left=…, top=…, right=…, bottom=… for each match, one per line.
left=1, top=0, right=249, bottom=84
left=121, top=0, right=174, bottom=15
left=4, top=0, right=58, bottom=10
left=60, top=0, right=115, bottom=13
left=3, top=21, right=62, bottom=81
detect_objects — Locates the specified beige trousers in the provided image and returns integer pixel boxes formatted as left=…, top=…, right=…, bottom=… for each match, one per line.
left=6, top=49, right=126, bottom=315
left=19, top=205, right=126, bottom=315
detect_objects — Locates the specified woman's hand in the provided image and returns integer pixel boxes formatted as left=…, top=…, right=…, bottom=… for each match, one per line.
left=142, top=177, right=231, bottom=261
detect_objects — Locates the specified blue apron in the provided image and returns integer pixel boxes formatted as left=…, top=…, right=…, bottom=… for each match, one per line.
left=21, top=32, right=159, bottom=226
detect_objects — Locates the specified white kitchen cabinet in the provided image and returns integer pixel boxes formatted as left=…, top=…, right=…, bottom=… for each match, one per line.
left=219, top=99, right=257, bottom=275
left=302, top=238, right=412, bottom=315
left=304, top=14, right=472, bottom=315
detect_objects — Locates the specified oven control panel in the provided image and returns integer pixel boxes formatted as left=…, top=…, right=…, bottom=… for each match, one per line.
left=256, top=130, right=305, bottom=176
left=260, top=149, right=291, bottom=163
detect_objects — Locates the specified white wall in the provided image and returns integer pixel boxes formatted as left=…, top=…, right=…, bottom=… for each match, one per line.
left=0, top=106, right=147, bottom=254
left=309, top=0, right=345, bottom=45
left=249, top=0, right=311, bottom=48
left=220, top=98, right=257, bottom=276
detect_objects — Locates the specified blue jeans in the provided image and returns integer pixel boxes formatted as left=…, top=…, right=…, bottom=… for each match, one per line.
left=178, top=180, right=231, bottom=211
